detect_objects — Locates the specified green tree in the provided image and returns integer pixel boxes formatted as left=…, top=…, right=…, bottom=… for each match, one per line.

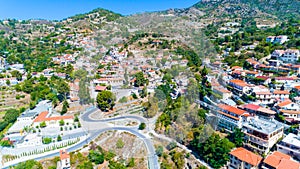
left=118, top=96, right=128, bottom=103
left=15, top=160, right=42, bottom=169
left=138, top=123, right=146, bottom=130
left=78, top=79, right=91, bottom=105
left=127, top=158, right=135, bottom=167
left=6, top=79, right=10, bottom=86
left=170, top=150, right=185, bottom=169
left=190, top=133, right=235, bottom=169
left=143, top=97, right=159, bottom=118
left=227, top=128, right=244, bottom=147
left=108, top=160, right=126, bottom=169
left=59, top=119, right=65, bottom=126
left=88, top=150, right=104, bottom=164
left=134, top=71, right=147, bottom=87
left=61, top=100, right=69, bottom=115
left=156, top=145, right=164, bottom=157
left=96, top=91, right=116, bottom=111
left=116, top=138, right=125, bottom=149
left=40, top=121, right=46, bottom=128
left=11, top=70, right=22, bottom=81
left=57, top=135, right=62, bottom=142
left=140, top=86, right=148, bottom=98
left=42, top=137, right=52, bottom=144
left=56, top=79, right=70, bottom=99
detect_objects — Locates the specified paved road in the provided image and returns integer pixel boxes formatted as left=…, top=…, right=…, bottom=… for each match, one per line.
left=3, top=107, right=159, bottom=169
left=80, top=107, right=159, bottom=169
left=81, top=108, right=147, bottom=123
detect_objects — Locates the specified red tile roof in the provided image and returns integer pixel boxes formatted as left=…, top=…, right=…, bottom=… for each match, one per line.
left=255, top=91, right=272, bottom=95
left=264, top=151, right=300, bottom=169
left=95, top=85, right=107, bottom=91
left=273, top=90, right=290, bottom=95
left=60, top=149, right=70, bottom=160
left=231, top=66, right=242, bottom=70
left=34, top=111, right=73, bottom=122
left=230, top=147, right=262, bottom=166
left=275, top=77, right=295, bottom=81
left=280, top=109, right=300, bottom=115
left=229, top=79, right=249, bottom=87
left=243, top=104, right=260, bottom=111
left=255, top=76, right=270, bottom=80
left=218, top=104, right=247, bottom=116
left=277, top=100, right=292, bottom=107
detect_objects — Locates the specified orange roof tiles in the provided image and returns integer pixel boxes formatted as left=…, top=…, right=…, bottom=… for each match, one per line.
left=60, top=149, right=70, bottom=160
left=230, top=79, right=249, bottom=87
left=218, top=111, right=240, bottom=121
left=263, top=151, right=300, bottom=169
left=95, top=85, right=107, bottom=91
left=230, top=147, right=262, bottom=166
left=280, top=109, right=300, bottom=115
left=218, top=104, right=246, bottom=116
left=34, top=111, right=73, bottom=122
left=277, top=100, right=292, bottom=107
left=273, top=90, right=290, bottom=95
left=246, top=58, right=259, bottom=65
left=231, top=66, right=242, bottom=70
left=255, top=91, right=272, bottom=95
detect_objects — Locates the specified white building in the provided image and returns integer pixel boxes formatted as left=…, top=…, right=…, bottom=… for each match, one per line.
left=57, top=149, right=70, bottom=169
left=280, top=49, right=300, bottom=63
left=16, top=134, right=42, bottom=148
left=217, top=104, right=250, bottom=131
left=228, top=147, right=262, bottom=169
left=242, top=117, right=284, bottom=155
left=277, top=133, right=300, bottom=161
left=273, top=35, right=288, bottom=44
left=33, top=111, right=74, bottom=128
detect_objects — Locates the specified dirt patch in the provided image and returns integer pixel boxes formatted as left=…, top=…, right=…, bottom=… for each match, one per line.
left=95, top=131, right=148, bottom=169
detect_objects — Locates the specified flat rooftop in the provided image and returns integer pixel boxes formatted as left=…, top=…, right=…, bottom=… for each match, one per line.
left=282, top=133, right=300, bottom=147
left=243, top=117, right=284, bottom=135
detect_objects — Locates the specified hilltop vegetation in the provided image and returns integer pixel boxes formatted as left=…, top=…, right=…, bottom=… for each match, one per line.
left=193, top=0, right=300, bottom=20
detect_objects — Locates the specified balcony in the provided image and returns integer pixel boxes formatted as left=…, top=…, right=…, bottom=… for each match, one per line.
left=277, top=142, right=300, bottom=152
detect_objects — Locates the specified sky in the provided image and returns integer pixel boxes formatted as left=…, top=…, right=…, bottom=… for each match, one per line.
left=0, top=0, right=200, bottom=20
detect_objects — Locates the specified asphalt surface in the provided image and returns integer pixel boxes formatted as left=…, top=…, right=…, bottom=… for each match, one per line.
left=80, top=106, right=159, bottom=169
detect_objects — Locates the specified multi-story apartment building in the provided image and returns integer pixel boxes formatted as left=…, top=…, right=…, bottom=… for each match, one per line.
left=217, top=104, right=249, bottom=131
left=280, top=49, right=300, bottom=63
left=228, top=147, right=262, bottom=169
left=241, top=104, right=276, bottom=119
left=277, top=133, right=300, bottom=161
left=228, top=79, right=250, bottom=96
left=242, top=117, right=284, bottom=155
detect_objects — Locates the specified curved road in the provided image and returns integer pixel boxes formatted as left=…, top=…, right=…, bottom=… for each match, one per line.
left=80, top=107, right=159, bottom=169
left=3, top=107, right=159, bottom=169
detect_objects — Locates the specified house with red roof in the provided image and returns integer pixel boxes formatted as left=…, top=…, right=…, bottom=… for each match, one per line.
left=217, top=104, right=250, bottom=131
left=229, top=147, right=262, bottom=169
left=246, top=58, right=260, bottom=69
left=262, top=151, right=300, bottom=169
left=228, top=79, right=250, bottom=96
left=272, top=90, right=290, bottom=99
left=57, top=149, right=71, bottom=169
left=95, top=85, right=107, bottom=92
left=213, top=86, right=232, bottom=99
left=241, top=104, right=276, bottom=118
left=33, top=111, right=74, bottom=127
left=276, top=99, right=300, bottom=111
